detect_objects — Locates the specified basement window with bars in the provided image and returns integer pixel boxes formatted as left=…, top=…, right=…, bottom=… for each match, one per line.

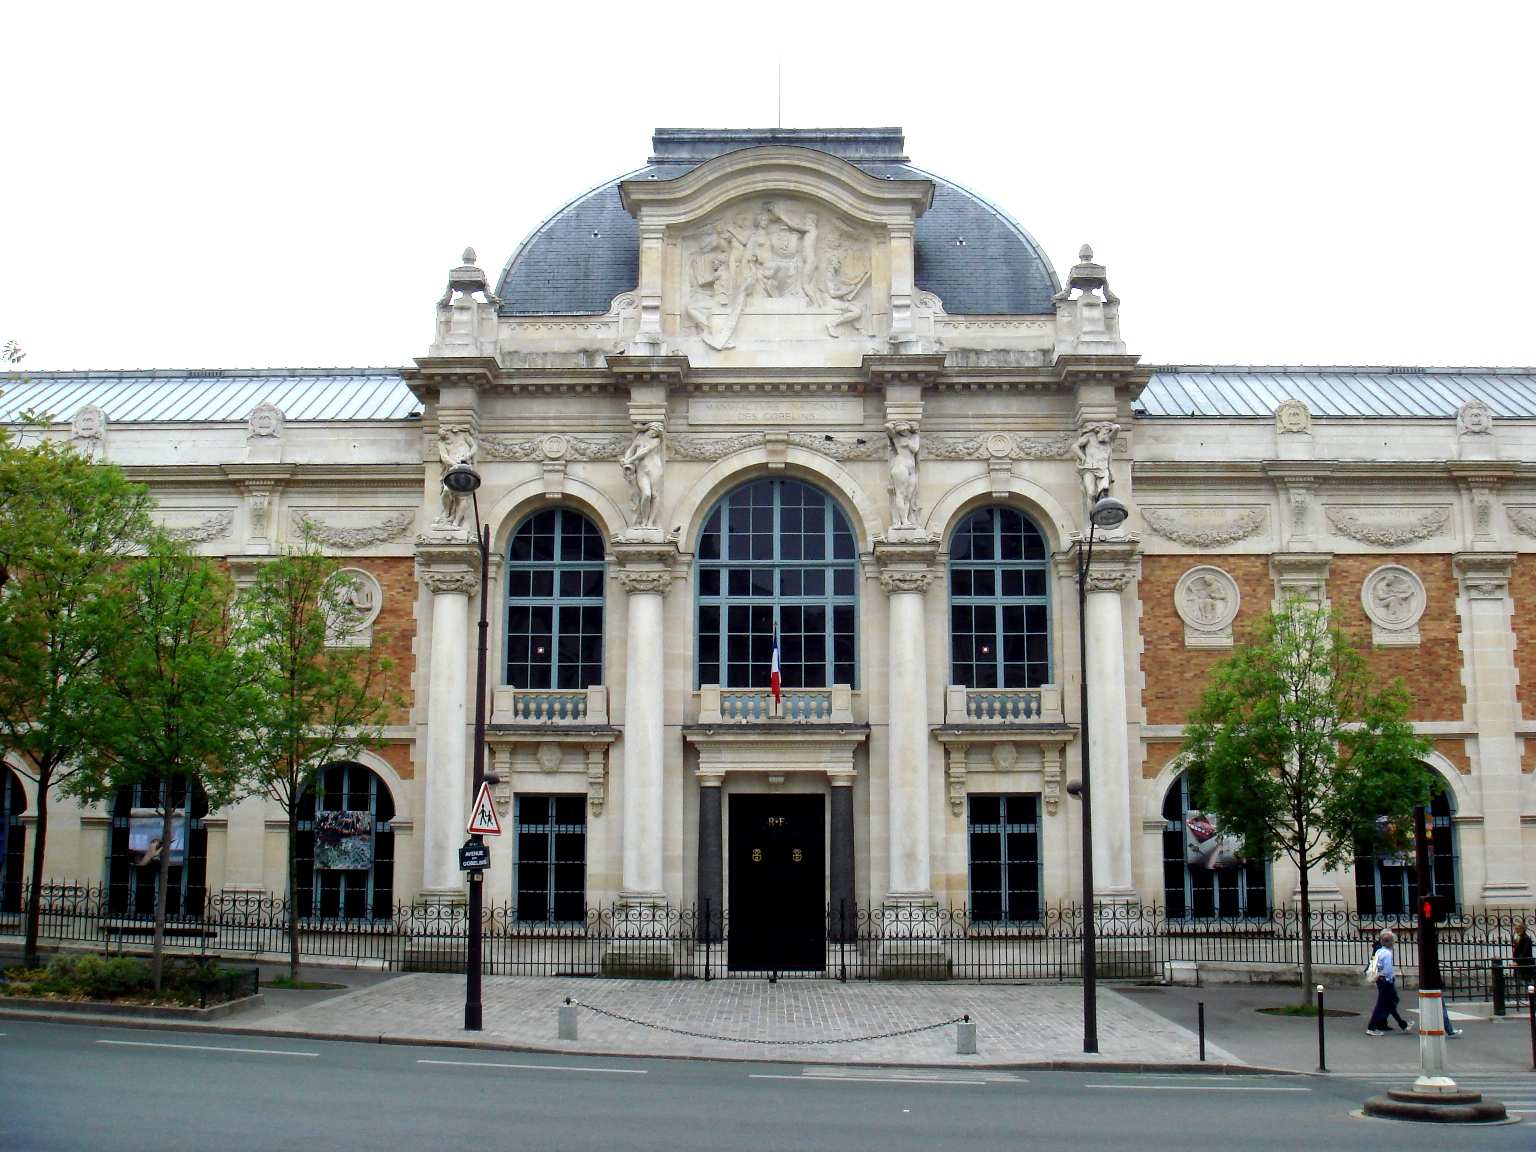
left=967, top=793, right=1042, bottom=923
left=514, top=795, right=587, bottom=923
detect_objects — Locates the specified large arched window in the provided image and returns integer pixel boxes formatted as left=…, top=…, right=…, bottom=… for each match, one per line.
left=697, top=479, right=857, bottom=688
left=1, top=767, right=26, bottom=913
left=1162, top=772, right=1269, bottom=919
left=949, top=507, right=1051, bottom=688
left=107, top=778, right=208, bottom=917
left=1354, top=776, right=1458, bottom=917
left=295, top=762, right=396, bottom=920
left=505, top=509, right=606, bottom=690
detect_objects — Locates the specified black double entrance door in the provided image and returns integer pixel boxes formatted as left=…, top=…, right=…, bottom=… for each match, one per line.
left=728, top=795, right=825, bottom=973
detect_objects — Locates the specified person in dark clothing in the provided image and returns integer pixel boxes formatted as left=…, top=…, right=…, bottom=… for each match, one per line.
left=1515, top=922, right=1535, bottom=990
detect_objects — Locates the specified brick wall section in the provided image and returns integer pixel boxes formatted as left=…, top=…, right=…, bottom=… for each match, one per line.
left=1510, top=555, right=1536, bottom=723
left=1143, top=740, right=1183, bottom=780
left=1140, top=554, right=1274, bottom=726
left=1432, top=738, right=1471, bottom=775
left=1329, top=553, right=1463, bottom=722
left=376, top=741, right=415, bottom=781
left=348, top=557, right=418, bottom=726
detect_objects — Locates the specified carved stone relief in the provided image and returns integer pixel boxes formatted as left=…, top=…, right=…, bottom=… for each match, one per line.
left=293, top=510, right=416, bottom=550
left=323, top=567, right=383, bottom=648
left=885, top=421, right=921, bottom=529
left=421, top=425, right=478, bottom=542
left=1174, top=565, right=1241, bottom=649
left=1274, top=398, right=1311, bottom=435
left=1457, top=399, right=1494, bottom=436
left=70, top=404, right=106, bottom=461
left=247, top=402, right=285, bottom=439
left=1360, top=564, right=1425, bottom=648
left=682, top=198, right=873, bottom=349
left=1072, top=421, right=1119, bottom=506
left=923, top=431, right=1076, bottom=461
left=480, top=433, right=628, bottom=462
left=160, top=509, right=235, bottom=544
left=1508, top=507, right=1536, bottom=539
left=620, top=422, right=666, bottom=529
left=1142, top=507, right=1266, bottom=549
left=1324, top=506, right=1449, bottom=546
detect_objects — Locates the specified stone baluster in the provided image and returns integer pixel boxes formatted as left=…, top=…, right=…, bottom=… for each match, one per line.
left=416, top=548, right=480, bottom=898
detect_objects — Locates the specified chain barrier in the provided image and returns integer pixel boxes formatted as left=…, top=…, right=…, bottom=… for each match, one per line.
left=567, top=999, right=967, bottom=1045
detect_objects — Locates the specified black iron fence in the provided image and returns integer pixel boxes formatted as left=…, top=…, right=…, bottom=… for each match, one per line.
left=1, top=884, right=1530, bottom=986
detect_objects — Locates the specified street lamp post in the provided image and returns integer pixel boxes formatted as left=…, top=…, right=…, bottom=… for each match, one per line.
left=1070, top=493, right=1129, bottom=1056
left=442, top=462, right=495, bottom=1032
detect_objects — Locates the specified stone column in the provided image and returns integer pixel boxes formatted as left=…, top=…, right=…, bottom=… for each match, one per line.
left=829, top=773, right=857, bottom=940
left=417, top=548, right=480, bottom=898
left=874, top=534, right=939, bottom=903
left=697, top=773, right=723, bottom=938
left=1454, top=553, right=1532, bottom=904
left=612, top=541, right=677, bottom=906
left=1082, top=547, right=1138, bottom=901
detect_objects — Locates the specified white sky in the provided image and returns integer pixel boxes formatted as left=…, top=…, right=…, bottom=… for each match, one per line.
left=4, top=1, right=1533, bottom=371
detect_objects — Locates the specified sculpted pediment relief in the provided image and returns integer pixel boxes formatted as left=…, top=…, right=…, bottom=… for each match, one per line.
left=619, top=146, right=936, bottom=360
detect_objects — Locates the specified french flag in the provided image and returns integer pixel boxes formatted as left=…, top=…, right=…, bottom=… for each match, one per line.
left=770, top=629, right=782, bottom=703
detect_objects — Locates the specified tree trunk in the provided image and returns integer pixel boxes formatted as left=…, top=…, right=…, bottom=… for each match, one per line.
left=22, top=763, right=51, bottom=969
left=288, top=800, right=300, bottom=984
left=152, top=785, right=172, bottom=991
left=1298, top=854, right=1315, bottom=1008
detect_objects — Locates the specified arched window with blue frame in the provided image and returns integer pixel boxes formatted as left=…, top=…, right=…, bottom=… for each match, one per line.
left=107, top=778, right=209, bottom=917
left=948, top=507, right=1051, bottom=688
left=505, top=509, right=606, bottom=690
left=1162, top=771, right=1269, bottom=919
left=1354, top=773, right=1458, bottom=917
left=696, top=479, right=857, bottom=688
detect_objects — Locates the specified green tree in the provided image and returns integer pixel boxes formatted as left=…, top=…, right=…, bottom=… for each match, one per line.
left=68, top=543, right=260, bottom=988
left=1180, top=597, right=1436, bottom=1003
left=0, top=441, right=154, bottom=965
left=236, top=544, right=398, bottom=982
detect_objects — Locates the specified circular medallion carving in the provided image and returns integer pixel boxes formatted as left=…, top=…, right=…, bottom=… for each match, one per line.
left=985, top=432, right=1014, bottom=458
left=1175, top=565, right=1240, bottom=634
left=1361, top=565, right=1425, bottom=631
left=1274, top=398, right=1311, bottom=434
left=540, top=433, right=570, bottom=460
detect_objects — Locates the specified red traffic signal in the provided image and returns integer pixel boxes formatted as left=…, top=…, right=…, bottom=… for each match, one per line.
left=1420, top=894, right=1449, bottom=924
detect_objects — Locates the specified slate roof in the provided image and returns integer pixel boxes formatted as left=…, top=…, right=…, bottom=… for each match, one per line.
left=496, top=128, right=1061, bottom=317
left=0, top=368, right=420, bottom=424
left=1139, top=367, right=1536, bottom=419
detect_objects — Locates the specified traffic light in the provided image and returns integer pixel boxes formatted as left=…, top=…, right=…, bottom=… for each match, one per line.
left=1420, top=894, right=1449, bottom=924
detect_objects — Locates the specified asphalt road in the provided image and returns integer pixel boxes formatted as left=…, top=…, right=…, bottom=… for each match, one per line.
left=0, top=1019, right=1530, bottom=1151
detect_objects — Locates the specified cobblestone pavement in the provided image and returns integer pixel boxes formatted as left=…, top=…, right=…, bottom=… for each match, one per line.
left=249, top=974, right=1242, bottom=1066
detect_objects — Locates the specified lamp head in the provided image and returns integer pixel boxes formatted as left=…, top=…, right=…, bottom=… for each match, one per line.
left=1066, top=779, right=1084, bottom=799
left=1089, top=495, right=1128, bottom=529
left=442, top=462, right=482, bottom=494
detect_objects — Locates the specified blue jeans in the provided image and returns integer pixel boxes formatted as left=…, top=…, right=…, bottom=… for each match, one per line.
left=1368, top=978, right=1408, bottom=1030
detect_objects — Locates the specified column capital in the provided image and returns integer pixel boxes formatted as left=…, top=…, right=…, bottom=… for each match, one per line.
left=612, top=536, right=680, bottom=597
left=1061, top=535, right=1141, bottom=593
left=616, top=569, right=674, bottom=595
left=873, top=531, right=940, bottom=596
left=1269, top=551, right=1332, bottom=605
left=1454, top=551, right=1516, bottom=599
left=416, top=544, right=481, bottom=597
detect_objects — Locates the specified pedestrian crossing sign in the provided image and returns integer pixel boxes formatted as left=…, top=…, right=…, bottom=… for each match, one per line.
left=466, top=781, right=502, bottom=836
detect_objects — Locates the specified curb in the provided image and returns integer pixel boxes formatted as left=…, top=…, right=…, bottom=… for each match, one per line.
left=0, top=1008, right=1302, bottom=1074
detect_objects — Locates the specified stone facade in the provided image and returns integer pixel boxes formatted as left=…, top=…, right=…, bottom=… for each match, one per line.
left=4, top=128, right=1533, bottom=919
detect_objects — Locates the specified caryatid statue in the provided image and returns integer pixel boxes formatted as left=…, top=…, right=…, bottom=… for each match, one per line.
left=620, top=422, right=666, bottom=530
left=435, top=425, right=478, bottom=528
left=1072, top=421, right=1119, bottom=505
left=885, top=420, right=922, bottom=530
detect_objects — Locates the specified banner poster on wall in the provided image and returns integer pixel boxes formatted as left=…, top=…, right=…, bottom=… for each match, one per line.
left=1372, top=814, right=1414, bottom=867
left=128, top=809, right=187, bottom=867
left=314, top=810, right=374, bottom=870
left=1184, top=809, right=1244, bottom=870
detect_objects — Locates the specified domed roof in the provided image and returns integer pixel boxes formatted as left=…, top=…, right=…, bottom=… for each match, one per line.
left=496, top=129, right=1060, bottom=317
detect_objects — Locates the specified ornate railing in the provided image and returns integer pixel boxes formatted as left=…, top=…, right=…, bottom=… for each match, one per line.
left=492, top=685, right=607, bottom=724
left=697, top=685, right=855, bottom=724
left=944, top=685, right=1063, bottom=724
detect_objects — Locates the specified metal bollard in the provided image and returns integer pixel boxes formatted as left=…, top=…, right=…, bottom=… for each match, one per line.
left=559, top=998, right=579, bottom=1041
left=956, top=1015, right=977, bottom=1055
left=1197, top=1001, right=1206, bottom=1062
left=1493, top=960, right=1507, bottom=1017
left=1316, top=985, right=1327, bottom=1073
left=1529, top=986, right=1535, bottom=1072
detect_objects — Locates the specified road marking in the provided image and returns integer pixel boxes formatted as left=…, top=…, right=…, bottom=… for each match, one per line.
left=418, top=1059, right=646, bottom=1075
left=1085, top=1084, right=1309, bottom=1093
left=804, top=1067, right=1025, bottom=1082
left=97, top=1040, right=318, bottom=1057
left=751, top=1074, right=994, bottom=1086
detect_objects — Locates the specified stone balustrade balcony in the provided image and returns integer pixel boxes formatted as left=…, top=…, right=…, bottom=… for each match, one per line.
left=944, top=684, right=1063, bottom=726
left=490, top=685, right=608, bottom=726
left=696, top=684, right=856, bottom=725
